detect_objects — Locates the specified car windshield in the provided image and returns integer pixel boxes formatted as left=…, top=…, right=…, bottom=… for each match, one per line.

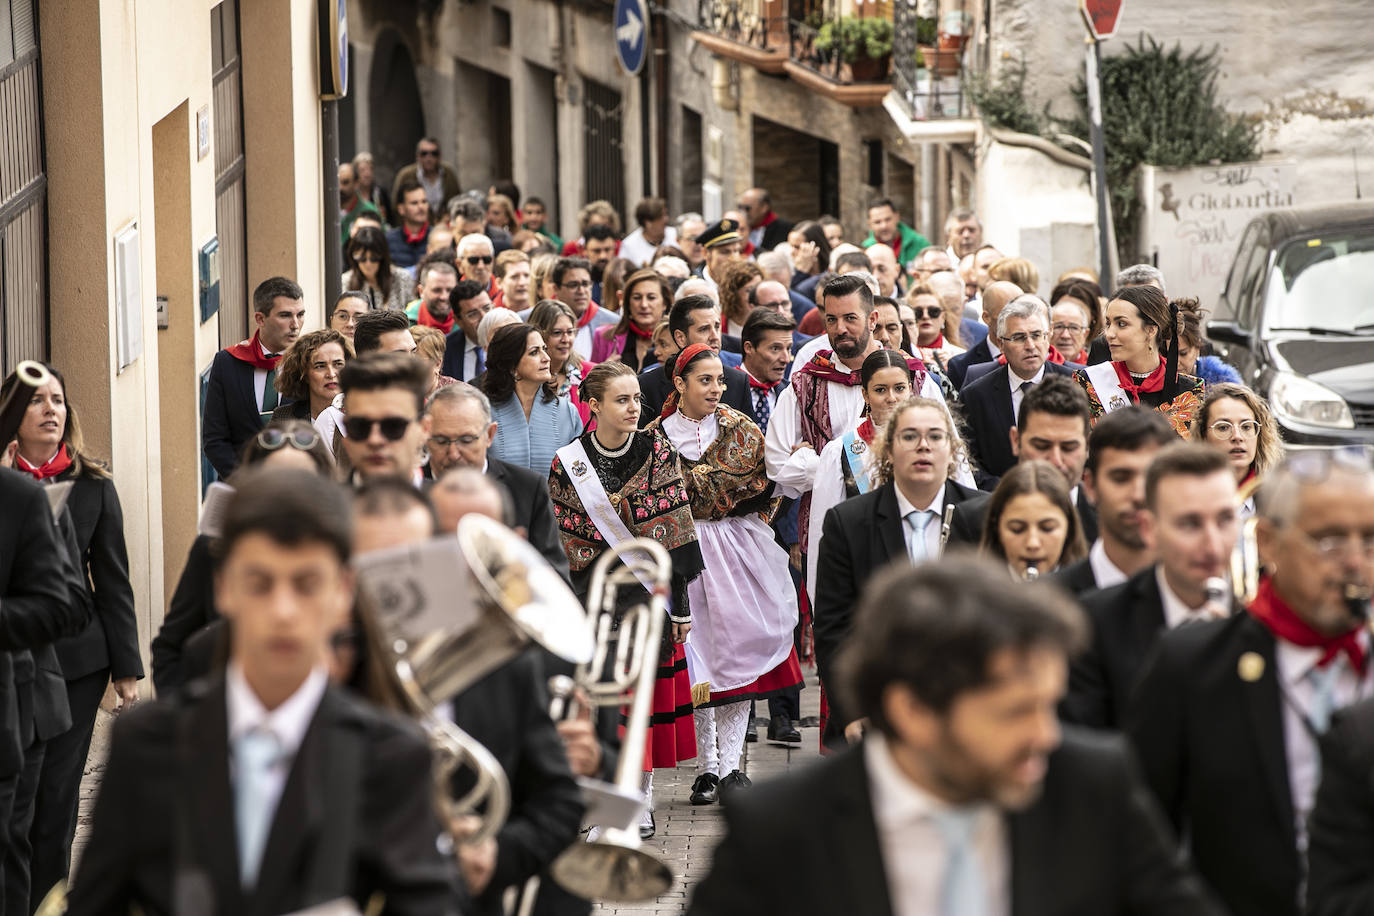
left=1264, top=227, right=1374, bottom=333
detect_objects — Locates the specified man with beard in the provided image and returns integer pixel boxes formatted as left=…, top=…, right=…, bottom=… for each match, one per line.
left=1129, top=451, right=1374, bottom=916
left=1051, top=407, right=1177, bottom=596
left=1064, top=444, right=1239, bottom=730
left=688, top=557, right=1223, bottom=916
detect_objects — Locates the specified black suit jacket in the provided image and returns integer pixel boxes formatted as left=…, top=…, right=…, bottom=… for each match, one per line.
left=441, top=328, right=473, bottom=382
left=1047, top=556, right=1099, bottom=597
left=487, top=458, right=570, bottom=583
left=1309, top=695, right=1374, bottom=915
left=944, top=337, right=993, bottom=390
left=637, top=364, right=752, bottom=428
left=946, top=485, right=1098, bottom=548
left=53, top=472, right=144, bottom=683
left=0, top=471, right=90, bottom=773
left=813, top=480, right=980, bottom=744
left=1063, top=566, right=1174, bottom=730
left=688, top=731, right=1223, bottom=916
left=757, top=216, right=793, bottom=253
left=67, top=676, right=464, bottom=915
left=960, top=362, right=1076, bottom=483
left=449, top=653, right=584, bottom=915
left=1127, top=613, right=1301, bottom=916
left=204, top=349, right=288, bottom=480
left=150, top=534, right=217, bottom=696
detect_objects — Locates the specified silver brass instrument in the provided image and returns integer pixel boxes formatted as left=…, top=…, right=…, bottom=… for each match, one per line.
left=938, top=503, right=956, bottom=555
left=367, top=514, right=595, bottom=847
left=0, top=360, right=53, bottom=447
left=545, top=537, right=675, bottom=903
left=1023, top=565, right=1039, bottom=581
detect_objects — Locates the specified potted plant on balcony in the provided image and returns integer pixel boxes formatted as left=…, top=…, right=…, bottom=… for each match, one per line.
left=814, top=15, right=893, bottom=82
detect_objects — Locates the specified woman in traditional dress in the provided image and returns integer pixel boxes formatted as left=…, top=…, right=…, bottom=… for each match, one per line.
left=1073, top=284, right=1204, bottom=436
left=980, top=460, right=1087, bottom=580
left=647, top=344, right=803, bottom=806
left=804, top=349, right=916, bottom=607
left=484, top=323, right=584, bottom=474
left=547, top=361, right=702, bottom=838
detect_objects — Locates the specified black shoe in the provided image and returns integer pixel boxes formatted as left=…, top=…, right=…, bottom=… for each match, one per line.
left=639, top=811, right=655, bottom=840
left=767, top=714, right=802, bottom=745
left=690, top=773, right=721, bottom=805
left=718, top=770, right=753, bottom=799
left=744, top=717, right=758, bottom=743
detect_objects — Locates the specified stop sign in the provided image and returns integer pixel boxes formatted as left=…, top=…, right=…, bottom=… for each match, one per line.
left=1080, top=0, right=1124, bottom=39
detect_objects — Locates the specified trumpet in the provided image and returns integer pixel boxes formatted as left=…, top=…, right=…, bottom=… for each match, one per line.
left=1, top=360, right=53, bottom=447
left=365, top=514, right=596, bottom=847
left=546, top=538, right=675, bottom=903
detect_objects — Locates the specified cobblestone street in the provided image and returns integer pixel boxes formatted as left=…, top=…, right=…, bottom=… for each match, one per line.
left=74, top=674, right=824, bottom=913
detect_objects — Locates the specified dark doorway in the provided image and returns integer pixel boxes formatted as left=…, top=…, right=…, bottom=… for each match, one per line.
left=680, top=106, right=703, bottom=214
left=751, top=116, right=838, bottom=222
left=368, top=30, right=425, bottom=190
left=583, top=79, right=626, bottom=223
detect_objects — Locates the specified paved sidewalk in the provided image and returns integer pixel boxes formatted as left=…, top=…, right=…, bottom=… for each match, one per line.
left=76, top=674, right=824, bottom=915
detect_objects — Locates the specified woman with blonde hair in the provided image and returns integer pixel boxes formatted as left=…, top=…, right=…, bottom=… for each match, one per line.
left=407, top=325, right=459, bottom=393
left=484, top=193, right=516, bottom=232
left=988, top=256, right=1040, bottom=295
left=530, top=252, right=561, bottom=304
left=1191, top=382, right=1280, bottom=519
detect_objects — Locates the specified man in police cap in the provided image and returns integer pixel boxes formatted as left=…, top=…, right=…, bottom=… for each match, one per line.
left=695, top=219, right=745, bottom=295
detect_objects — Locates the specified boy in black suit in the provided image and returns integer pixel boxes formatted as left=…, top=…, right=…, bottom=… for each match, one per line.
left=67, top=469, right=463, bottom=915
left=690, top=557, right=1222, bottom=916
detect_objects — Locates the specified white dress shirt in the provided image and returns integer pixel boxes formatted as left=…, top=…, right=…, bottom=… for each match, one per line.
left=252, top=339, right=278, bottom=409
left=662, top=409, right=719, bottom=461
left=619, top=225, right=677, bottom=268
left=1155, top=567, right=1220, bottom=629
left=1007, top=364, right=1046, bottom=421
left=894, top=483, right=946, bottom=561
left=864, top=733, right=1010, bottom=916
left=742, top=369, right=781, bottom=415
left=1274, top=638, right=1370, bottom=852
left=1087, top=539, right=1128, bottom=590
left=225, top=662, right=329, bottom=836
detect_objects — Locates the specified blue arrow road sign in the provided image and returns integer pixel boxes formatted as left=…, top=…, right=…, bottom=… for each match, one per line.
left=614, top=0, right=648, bottom=76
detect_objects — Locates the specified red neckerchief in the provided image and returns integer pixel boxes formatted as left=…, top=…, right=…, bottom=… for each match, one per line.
left=798, top=350, right=862, bottom=386
left=889, top=236, right=902, bottom=259
left=754, top=210, right=778, bottom=231
left=1249, top=575, right=1367, bottom=675
left=576, top=302, right=600, bottom=329
left=224, top=331, right=282, bottom=370
left=627, top=321, right=654, bottom=339
left=856, top=417, right=876, bottom=444
left=403, top=222, right=429, bottom=244
left=1112, top=356, right=1167, bottom=403
left=16, top=443, right=72, bottom=481
left=995, top=345, right=1067, bottom=367
left=747, top=373, right=780, bottom=393
left=925, top=333, right=945, bottom=350
left=417, top=303, right=455, bottom=334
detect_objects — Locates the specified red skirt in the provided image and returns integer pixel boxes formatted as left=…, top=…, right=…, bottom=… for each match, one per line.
left=621, top=642, right=697, bottom=771
left=695, top=648, right=803, bottom=709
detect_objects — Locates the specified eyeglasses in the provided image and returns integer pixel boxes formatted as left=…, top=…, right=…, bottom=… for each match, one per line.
left=256, top=426, right=320, bottom=452
left=342, top=415, right=414, bottom=441
left=546, top=328, right=576, bottom=340
left=1293, top=528, right=1374, bottom=561
left=429, top=433, right=482, bottom=449
left=560, top=280, right=593, bottom=291
left=1051, top=322, right=1086, bottom=334
left=896, top=429, right=949, bottom=446
left=1002, top=331, right=1048, bottom=346
left=332, top=310, right=361, bottom=325
left=418, top=149, right=439, bottom=158
left=354, top=253, right=381, bottom=264
left=465, top=255, right=493, bottom=265
left=1207, top=420, right=1261, bottom=439
left=911, top=306, right=943, bottom=319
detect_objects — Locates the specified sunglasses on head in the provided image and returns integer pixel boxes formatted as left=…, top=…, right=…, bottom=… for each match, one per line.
left=343, top=416, right=413, bottom=441
left=911, top=306, right=943, bottom=319
left=465, top=255, right=494, bottom=265
left=256, top=426, right=320, bottom=452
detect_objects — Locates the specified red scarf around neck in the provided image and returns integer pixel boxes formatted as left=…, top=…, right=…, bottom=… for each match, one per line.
left=16, top=443, right=72, bottom=481
left=747, top=373, right=780, bottom=393
left=798, top=350, right=864, bottom=386
left=627, top=321, right=654, bottom=339
left=576, top=302, right=600, bottom=329
left=1249, top=575, right=1367, bottom=675
left=924, top=333, right=945, bottom=350
left=417, top=303, right=455, bottom=334
left=224, top=330, right=283, bottom=370
left=1112, top=355, right=1167, bottom=403
left=856, top=417, right=876, bottom=444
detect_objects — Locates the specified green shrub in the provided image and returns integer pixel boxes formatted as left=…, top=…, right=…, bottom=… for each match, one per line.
left=815, top=16, right=894, bottom=63
left=968, top=58, right=1042, bottom=136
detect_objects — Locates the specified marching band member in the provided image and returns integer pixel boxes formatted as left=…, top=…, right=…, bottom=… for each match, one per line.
left=978, top=460, right=1087, bottom=580
left=1073, top=285, right=1204, bottom=437
left=648, top=344, right=803, bottom=805
left=548, top=362, right=703, bottom=839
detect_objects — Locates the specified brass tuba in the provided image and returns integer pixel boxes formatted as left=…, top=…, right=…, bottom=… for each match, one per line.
left=362, top=514, right=596, bottom=846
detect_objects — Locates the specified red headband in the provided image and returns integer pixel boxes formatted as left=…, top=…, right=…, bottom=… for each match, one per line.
left=674, top=342, right=714, bottom=378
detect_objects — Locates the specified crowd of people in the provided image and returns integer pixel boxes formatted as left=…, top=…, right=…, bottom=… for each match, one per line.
left=3, top=152, right=1374, bottom=916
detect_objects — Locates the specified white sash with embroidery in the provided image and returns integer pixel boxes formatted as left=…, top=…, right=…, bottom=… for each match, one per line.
left=1084, top=362, right=1133, bottom=414
left=556, top=439, right=656, bottom=592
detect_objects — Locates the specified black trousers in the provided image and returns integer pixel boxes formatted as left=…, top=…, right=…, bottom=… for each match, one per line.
left=28, top=669, right=106, bottom=913
left=3, top=739, right=46, bottom=916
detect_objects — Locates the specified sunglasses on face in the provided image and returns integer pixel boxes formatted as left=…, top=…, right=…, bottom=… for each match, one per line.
left=256, top=427, right=320, bottom=451
left=354, top=253, right=381, bottom=264
left=418, top=149, right=439, bottom=158
left=911, top=306, right=943, bottom=319
left=343, top=416, right=413, bottom=441
left=465, top=256, right=494, bottom=265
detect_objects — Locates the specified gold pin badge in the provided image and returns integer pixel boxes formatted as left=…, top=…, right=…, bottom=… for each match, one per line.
left=1238, top=652, right=1266, bottom=683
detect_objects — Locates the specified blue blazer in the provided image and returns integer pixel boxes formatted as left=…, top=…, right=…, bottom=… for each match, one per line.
left=202, top=349, right=290, bottom=479
left=960, top=362, right=1076, bottom=484
left=441, top=328, right=474, bottom=381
